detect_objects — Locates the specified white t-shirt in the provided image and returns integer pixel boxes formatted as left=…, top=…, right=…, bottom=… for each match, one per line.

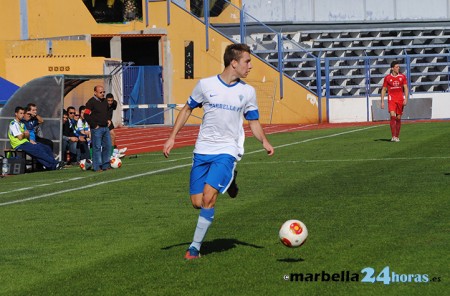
left=187, top=75, right=260, bottom=160
left=77, top=118, right=90, bottom=133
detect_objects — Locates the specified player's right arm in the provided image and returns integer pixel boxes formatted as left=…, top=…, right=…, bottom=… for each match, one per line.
left=380, top=75, right=389, bottom=109
left=380, top=87, right=387, bottom=109
left=163, top=104, right=193, bottom=158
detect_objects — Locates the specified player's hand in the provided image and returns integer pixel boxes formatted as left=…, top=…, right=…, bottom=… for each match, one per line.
left=163, top=138, right=174, bottom=158
left=380, top=101, right=384, bottom=109
left=263, top=141, right=274, bottom=156
left=403, top=100, right=407, bottom=106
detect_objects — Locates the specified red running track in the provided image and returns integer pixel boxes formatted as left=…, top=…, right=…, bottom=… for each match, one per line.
left=113, top=122, right=384, bottom=155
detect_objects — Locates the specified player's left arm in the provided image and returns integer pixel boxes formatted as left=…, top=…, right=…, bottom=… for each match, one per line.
left=403, top=83, right=409, bottom=106
left=248, top=120, right=274, bottom=156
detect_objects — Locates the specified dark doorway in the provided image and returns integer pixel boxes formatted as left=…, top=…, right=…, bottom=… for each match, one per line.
left=121, top=37, right=160, bottom=65
left=92, top=37, right=112, bottom=58
left=91, top=36, right=160, bottom=66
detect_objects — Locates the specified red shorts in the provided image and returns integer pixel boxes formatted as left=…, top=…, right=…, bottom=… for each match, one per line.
left=388, top=98, right=405, bottom=115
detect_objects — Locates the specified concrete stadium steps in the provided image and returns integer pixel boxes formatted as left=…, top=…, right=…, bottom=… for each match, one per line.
left=238, top=25, right=450, bottom=97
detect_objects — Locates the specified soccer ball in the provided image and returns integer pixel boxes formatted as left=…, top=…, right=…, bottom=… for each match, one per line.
left=279, top=219, right=308, bottom=248
left=110, top=157, right=122, bottom=169
left=79, top=159, right=92, bottom=171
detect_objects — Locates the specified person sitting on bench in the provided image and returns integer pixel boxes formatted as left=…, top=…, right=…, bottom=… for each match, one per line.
left=8, top=106, right=64, bottom=171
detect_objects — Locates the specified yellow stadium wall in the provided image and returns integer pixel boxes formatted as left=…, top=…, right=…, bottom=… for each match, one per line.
left=0, top=0, right=324, bottom=124
left=2, top=0, right=147, bottom=39
left=0, top=0, right=147, bottom=83
left=0, top=1, right=21, bottom=41
left=2, top=38, right=107, bottom=85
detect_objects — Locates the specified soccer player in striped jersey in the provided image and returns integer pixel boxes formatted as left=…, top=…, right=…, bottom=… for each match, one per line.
left=163, top=43, right=274, bottom=259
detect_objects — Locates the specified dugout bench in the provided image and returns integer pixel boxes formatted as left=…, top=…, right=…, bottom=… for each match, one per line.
left=3, top=149, right=39, bottom=174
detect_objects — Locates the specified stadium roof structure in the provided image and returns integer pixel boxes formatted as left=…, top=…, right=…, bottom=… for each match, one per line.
left=0, top=74, right=112, bottom=160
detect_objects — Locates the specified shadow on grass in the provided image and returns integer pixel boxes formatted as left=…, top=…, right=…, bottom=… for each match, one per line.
left=277, top=258, right=305, bottom=263
left=374, top=139, right=393, bottom=142
left=161, top=238, right=264, bottom=255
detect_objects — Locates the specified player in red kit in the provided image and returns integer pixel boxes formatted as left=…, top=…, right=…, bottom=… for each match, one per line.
left=380, top=61, right=409, bottom=142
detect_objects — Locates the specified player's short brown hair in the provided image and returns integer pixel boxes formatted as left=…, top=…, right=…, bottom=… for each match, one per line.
left=224, top=43, right=251, bottom=67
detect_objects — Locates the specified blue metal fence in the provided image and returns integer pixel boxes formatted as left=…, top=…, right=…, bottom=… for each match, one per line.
left=122, top=65, right=164, bottom=125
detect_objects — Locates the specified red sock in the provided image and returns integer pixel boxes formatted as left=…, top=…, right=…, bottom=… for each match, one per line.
left=390, top=116, right=396, bottom=137
left=396, top=118, right=401, bottom=138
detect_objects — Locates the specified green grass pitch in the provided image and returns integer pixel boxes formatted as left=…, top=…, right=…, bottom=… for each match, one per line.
left=0, top=121, right=448, bottom=295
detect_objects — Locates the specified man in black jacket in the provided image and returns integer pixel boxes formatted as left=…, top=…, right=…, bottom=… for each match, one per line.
left=84, top=85, right=111, bottom=172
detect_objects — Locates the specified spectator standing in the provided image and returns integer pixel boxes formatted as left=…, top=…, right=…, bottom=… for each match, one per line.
left=106, top=93, right=127, bottom=158
left=84, top=85, right=112, bottom=172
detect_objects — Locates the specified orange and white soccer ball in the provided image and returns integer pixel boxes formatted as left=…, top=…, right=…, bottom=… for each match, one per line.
left=79, top=159, right=92, bottom=171
left=110, top=157, right=122, bottom=169
left=279, top=219, right=308, bottom=248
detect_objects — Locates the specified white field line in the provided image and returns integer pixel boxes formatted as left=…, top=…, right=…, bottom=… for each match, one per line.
left=0, top=165, right=190, bottom=207
left=0, top=125, right=380, bottom=207
left=247, top=125, right=382, bottom=155
left=239, top=156, right=450, bottom=165
left=0, top=177, right=88, bottom=196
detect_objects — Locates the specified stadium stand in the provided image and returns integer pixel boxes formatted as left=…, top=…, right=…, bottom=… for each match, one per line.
left=222, top=23, right=450, bottom=97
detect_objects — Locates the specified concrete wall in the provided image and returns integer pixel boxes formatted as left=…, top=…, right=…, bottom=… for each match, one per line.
left=329, top=93, right=450, bottom=123
left=243, top=0, right=450, bottom=22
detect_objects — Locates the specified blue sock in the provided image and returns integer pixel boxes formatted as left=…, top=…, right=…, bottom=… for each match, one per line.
left=190, top=207, right=215, bottom=251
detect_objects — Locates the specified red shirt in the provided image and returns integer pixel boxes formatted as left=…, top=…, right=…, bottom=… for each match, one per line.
left=383, top=73, right=407, bottom=101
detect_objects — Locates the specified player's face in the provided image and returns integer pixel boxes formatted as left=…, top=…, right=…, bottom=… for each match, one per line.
left=234, top=52, right=253, bottom=78
left=391, top=64, right=400, bottom=75
left=15, top=110, right=24, bottom=120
